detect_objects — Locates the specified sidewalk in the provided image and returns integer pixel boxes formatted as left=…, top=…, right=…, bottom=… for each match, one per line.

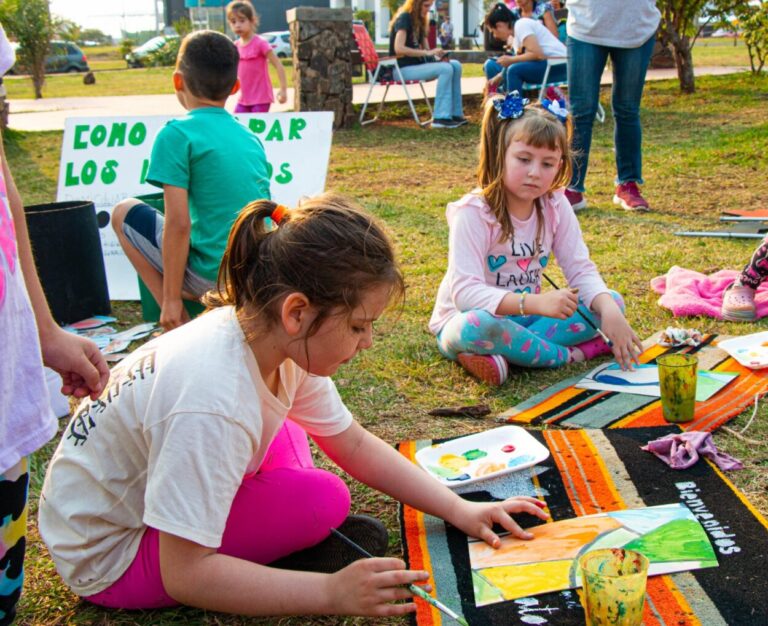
left=6, top=65, right=748, bottom=132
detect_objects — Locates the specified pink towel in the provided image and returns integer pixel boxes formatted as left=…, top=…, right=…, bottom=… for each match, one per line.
left=650, top=266, right=768, bottom=319
left=642, top=431, right=743, bottom=471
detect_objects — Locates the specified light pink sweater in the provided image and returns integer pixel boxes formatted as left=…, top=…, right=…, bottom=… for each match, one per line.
left=429, top=190, right=608, bottom=335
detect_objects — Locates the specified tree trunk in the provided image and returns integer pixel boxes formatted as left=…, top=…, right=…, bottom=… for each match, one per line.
left=33, top=61, right=45, bottom=99
left=672, top=38, right=695, bottom=94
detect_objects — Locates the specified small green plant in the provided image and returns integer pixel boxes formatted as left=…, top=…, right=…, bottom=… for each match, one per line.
left=355, top=9, right=375, bottom=37
left=119, top=37, right=135, bottom=60
left=146, top=37, right=181, bottom=67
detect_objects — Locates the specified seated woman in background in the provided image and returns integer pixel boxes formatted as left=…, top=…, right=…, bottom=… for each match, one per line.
left=483, top=3, right=566, bottom=95
left=390, top=0, right=466, bottom=129
left=511, top=0, right=559, bottom=39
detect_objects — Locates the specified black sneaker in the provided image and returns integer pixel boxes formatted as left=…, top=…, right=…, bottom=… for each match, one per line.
left=452, top=116, right=469, bottom=127
left=269, top=515, right=389, bottom=573
left=431, top=118, right=460, bottom=129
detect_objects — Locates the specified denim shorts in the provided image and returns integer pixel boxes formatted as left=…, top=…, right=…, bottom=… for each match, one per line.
left=121, top=203, right=215, bottom=298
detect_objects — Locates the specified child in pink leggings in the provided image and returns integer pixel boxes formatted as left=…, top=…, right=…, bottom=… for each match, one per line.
left=38, top=194, right=548, bottom=620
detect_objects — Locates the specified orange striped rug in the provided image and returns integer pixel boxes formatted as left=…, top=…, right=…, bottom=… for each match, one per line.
left=398, top=427, right=768, bottom=626
left=499, top=334, right=768, bottom=430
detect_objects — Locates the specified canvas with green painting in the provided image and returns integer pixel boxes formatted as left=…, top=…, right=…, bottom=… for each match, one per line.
left=469, top=503, right=718, bottom=607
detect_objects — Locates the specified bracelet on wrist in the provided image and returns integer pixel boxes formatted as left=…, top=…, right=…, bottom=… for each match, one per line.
left=519, top=292, right=527, bottom=316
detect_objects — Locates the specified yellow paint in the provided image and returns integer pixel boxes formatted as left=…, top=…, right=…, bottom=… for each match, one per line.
left=479, top=560, right=572, bottom=600
left=438, top=453, right=470, bottom=473
left=475, top=462, right=505, bottom=476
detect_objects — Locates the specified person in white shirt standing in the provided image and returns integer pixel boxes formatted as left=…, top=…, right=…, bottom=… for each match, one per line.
left=563, top=0, right=660, bottom=212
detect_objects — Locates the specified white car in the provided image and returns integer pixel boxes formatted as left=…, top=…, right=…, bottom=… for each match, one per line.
left=261, top=31, right=291, bottom=58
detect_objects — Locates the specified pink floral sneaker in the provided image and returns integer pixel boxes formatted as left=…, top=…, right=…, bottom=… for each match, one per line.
left=613, top=182, right=650, bottom=211
left=721, top=282, right=757, bottom=321
left=565, top=189, right=587, bottom=212
left=457, top=353, right=509, bottom=386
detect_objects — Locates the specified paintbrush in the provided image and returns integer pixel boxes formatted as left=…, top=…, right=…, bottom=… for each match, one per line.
left=541, top=273, right=613, bottom=347
left=329, top=527, right=469, bottom=626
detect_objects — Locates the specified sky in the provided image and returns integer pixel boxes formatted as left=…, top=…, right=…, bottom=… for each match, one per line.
left=49, top=0, right=161, bottom=39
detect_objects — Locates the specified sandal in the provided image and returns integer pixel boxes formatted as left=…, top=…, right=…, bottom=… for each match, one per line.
left=721, top=282, right=757, bottom=321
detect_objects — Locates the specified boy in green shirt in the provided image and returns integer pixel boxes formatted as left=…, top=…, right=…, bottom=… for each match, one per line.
left=112, top=30, right=271, bottom=330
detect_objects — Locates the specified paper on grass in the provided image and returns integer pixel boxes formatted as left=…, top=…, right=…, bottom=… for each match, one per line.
left=468, top=503, right=718, bottom=606
left=575, top=362, right=737, bottom=401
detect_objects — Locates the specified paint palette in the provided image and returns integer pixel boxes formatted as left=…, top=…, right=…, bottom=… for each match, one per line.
left=719, top=331, right=768, bottom=369
left=415, top=425, right=550, bottom=488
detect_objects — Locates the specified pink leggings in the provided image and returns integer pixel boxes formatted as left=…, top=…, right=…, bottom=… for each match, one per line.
left=234, top=102, right=270, bottom=113
left=84, top=420, right=350, bottom=609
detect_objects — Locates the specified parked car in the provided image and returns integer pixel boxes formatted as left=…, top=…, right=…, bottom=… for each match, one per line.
left=125, top=35, right=178, bottom=68
left=261, top=31, right=291, bottom=58
left=8, top=40, right=90, bottom=74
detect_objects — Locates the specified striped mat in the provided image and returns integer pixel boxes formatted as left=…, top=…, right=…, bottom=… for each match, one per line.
left=499, top=334, right=768, bottom=430
left=398, top=427, right=768, bottom=626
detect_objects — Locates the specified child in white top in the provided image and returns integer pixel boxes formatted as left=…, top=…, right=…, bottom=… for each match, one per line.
left=39, top=193, right=548, bottom=618
left=429, top=93, right=641, bottom=385
left=226, top=1, right=287, bottom=113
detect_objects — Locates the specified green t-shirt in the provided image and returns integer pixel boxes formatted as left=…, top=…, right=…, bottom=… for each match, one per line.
left=147, top=107, right=271, bottom=282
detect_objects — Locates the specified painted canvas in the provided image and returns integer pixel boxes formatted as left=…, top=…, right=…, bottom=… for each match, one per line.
left=468, top=503, right=718, bottom=606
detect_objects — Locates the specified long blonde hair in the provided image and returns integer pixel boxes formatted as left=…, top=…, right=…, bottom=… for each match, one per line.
left=390, top=0, right=428, bottom=44
left=478, top=97, right=573, bottom=246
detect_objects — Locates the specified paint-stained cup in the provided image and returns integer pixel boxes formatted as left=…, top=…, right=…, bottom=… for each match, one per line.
left=579, top=549, right=649, bottom=626
left=656, top=354, right=698, bottom=423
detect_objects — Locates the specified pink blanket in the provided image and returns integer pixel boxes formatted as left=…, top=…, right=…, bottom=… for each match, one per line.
left=651, top=266, right=768, bottom=319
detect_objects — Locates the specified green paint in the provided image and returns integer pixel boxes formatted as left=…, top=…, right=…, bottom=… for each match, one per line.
left=428, top=465, right=459, bottom=479
left=624, top=519, right=717, bottom=563
left=462, top=448, right=488, bottom=461
left=472, top=571, right=505, bottom=605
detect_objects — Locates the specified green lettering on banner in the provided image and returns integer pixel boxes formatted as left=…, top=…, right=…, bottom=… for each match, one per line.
left=128, top=123, right=147, bottom=146
left=73, top=125, right=89, bottom=149
left=265, top=120, right=284, bottom=141
left=288, top=118, right=306, bottom=140
left=139, top=159, right=150, bottom=184
left=64, top=162, right=79, bottom=186
left=248, top=118, right=266, bottom=135
left=81, top=161, right=97, bottom=185
left=90, top=125, right=107, bottom=147
left=108, top=123, right=127, bottom=147
left=101, top=160, right=119, bottom=184
left=275, top=163, right=293, bottom=184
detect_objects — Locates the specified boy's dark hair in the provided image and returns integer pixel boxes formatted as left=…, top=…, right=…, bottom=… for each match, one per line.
left=484, top=2, right=517, bottom=29
left=205, top=193, right=405, bottom=342
left=176, top=30, right=239, bottom=101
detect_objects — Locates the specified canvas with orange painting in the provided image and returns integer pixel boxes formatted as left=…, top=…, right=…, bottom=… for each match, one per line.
left=469, top=503, right=718, bottom=606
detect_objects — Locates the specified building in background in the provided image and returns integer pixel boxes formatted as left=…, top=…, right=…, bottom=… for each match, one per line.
left=179, top=1, right=331, bottom=34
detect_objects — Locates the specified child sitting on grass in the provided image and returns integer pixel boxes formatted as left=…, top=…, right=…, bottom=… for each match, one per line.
left=111, top=30, right=271, bottom=331
left=38, top=193, right=547, bottom=619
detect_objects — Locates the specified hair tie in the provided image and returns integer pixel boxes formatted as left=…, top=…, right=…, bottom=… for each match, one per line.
left=493, top=90, right=529, bottom=120
left=271, top=204, right=289, bottom=224
left=541, top=96, right=569, bottom=124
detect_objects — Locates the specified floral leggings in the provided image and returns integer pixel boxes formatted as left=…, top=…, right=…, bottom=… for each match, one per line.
left=739, top=237, right=768, bottom=289
left=437, top=291, right=624, bottom=368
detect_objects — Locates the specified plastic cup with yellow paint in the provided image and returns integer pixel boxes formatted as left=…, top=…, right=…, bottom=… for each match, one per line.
left=656, top=353, right=698, bottom=423
left=579, top=548, right=649, bottom=626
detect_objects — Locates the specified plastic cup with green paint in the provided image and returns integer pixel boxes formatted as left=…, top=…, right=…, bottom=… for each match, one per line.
left=656, top=353, right=698, bottom=423
left=579, top=548, right=649, bottom=626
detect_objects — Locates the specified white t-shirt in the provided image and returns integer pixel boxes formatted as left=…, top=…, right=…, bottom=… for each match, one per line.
left=38, top=306, right=353, bottom=596
left=514, top=17, right=566, bottom=58
left=566, top=0, right=661, bottom=49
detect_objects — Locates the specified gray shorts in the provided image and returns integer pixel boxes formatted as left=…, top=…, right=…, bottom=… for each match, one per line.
left=121, top=202, right=215, bottom=298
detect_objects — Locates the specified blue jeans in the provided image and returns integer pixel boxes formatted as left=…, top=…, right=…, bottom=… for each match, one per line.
left=399, top=59, right=463, bottom=120
left=567, top=34, right=656, bottom=192
left=483, top=57, right=566, bottom=94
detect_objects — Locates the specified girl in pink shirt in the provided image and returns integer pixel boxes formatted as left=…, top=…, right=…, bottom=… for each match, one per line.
left=429, top=92, right=641, bottom=385
left=227, top=1, right=287, bottom=113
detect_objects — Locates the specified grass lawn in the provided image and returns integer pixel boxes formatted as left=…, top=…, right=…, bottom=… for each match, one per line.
left=5, top=70, right=768, bottom=624
left=2, top=38, right=753, bottom=100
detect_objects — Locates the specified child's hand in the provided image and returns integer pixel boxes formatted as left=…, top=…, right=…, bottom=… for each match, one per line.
left=40, top=327, right=109, bottom=400
left=160, top=298, right=190, bottom=331
left=450, top=496, right=549, bottom=548
left=325, top=557, right=429, bottom=617
left=601, top=308, right=643, bottom=370
left=532, top=289, right=579, bottom=319
left=277, top=88, right=287, bottom=104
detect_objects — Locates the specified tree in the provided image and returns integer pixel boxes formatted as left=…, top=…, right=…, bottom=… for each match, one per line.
left=740, top=1, right=768, bottom=74
left=3, top=0, right=54, bottom=99
left=656, top=0, right=709, bottom=94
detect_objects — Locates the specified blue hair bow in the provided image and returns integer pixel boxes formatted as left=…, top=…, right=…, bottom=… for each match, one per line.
left=541, top=97, right=569, bottom=123
left=494, top=90, right=529, bottom=120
